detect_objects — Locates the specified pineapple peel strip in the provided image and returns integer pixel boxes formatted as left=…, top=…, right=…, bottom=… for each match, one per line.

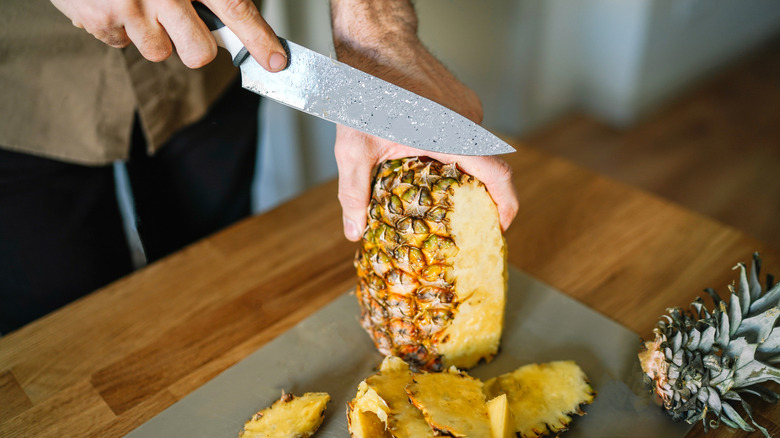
left=347, top=358, right=594, bottom=438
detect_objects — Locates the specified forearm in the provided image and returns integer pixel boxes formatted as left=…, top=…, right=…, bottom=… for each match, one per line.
left=330, top=0, right=419, bottom=56
left=329, top=0, right=482, bottom=122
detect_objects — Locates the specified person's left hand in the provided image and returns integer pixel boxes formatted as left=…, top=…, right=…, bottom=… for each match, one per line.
left=335, top=127, right=518, bottom=241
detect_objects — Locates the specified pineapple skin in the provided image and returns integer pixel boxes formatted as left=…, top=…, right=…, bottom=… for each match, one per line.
left=355, top=157, right=507, bottom=371
left=238, top=392, right=330, bottom=438
left=347, top=356, right=435, bottom=438
left=406, top=366, right=493, bottom=438
left=483, top=361, right=595, bottom=438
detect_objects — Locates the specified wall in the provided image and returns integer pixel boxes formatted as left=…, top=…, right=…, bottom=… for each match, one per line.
left=251, top=0, right=780, bottom=214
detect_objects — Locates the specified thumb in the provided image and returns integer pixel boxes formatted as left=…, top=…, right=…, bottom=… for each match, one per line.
left=334, top=127, right=374, bottom=241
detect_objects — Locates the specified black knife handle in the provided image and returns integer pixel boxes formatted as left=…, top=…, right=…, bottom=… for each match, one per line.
left=192, top=2, right=249, bottom=66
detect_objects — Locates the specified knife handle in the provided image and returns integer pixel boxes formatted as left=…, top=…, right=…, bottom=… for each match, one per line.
left=192, top=2, right=250, bottom=67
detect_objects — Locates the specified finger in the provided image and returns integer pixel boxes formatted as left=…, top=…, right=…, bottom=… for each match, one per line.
left=92, top=24, right=132, bottom=48
left=124, top=15, right=173, bottom=62
left=160, top=1, right=217, bottom=68
left=334, top=127, right=376, bottom=241
left=200, top=0, right=287, bottom=72
left=451, top=156, right=519, bottom=231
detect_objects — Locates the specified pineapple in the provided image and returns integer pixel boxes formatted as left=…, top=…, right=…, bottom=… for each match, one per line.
left=639, top=252, right=780, bottom=437
left=347, top=356, right=436, bottom=438
left=238, top=391, right=330, bottom=438
left=406, top=366, right=493, bottom=437
left=483, top=361, right=596, bottom=437
left=355, top=157, right=507, bottom=371
left=486, top=394, right=515, bottom=438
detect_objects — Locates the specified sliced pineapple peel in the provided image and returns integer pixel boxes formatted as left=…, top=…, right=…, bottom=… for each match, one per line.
left=347, top=356, right=595, bottom=438
left=239, top=391, right=330, bottom=438
left=484, top=361, right=596, bottom=437
left=406, top=366, right=492, bottom=437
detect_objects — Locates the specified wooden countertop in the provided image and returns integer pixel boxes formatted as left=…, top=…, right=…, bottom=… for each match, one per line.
left=1, top=141, right=778, bottom=437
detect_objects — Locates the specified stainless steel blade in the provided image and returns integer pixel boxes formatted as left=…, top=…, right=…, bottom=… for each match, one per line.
left=239, top=39, right=515, bottom=156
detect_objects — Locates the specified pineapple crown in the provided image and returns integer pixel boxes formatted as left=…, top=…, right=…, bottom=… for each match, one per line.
left=640, top=252, right=780, bottom=437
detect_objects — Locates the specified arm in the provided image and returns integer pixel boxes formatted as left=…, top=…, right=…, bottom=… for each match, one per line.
left=49, top=0, right=287, bottom=71
left=330, top=0, right=518, bottom=241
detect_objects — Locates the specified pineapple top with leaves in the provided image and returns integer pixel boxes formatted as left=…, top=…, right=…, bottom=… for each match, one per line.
left=639, top=253, right=780, bottom=437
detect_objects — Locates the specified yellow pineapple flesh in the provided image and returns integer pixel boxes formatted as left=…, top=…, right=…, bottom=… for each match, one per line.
left=486, top=394, right=515, bottom=438
left=238, top=392, right=330, bottom=438
left=356, top=157, right=507, bottom=371
left=405, top=366, right=492, bottom=438
left=483, top=361, right=595, bottom=437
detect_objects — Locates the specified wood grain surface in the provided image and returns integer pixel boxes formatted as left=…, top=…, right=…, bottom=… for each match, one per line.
left=1, top=140, right=778, bottom=437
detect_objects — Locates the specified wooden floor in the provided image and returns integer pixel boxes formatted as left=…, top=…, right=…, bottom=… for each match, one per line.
left=524, top=38, right=780, bottom=252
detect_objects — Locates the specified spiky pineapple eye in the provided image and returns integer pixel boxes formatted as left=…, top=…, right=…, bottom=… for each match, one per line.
left=425, top=207, right=447, bottom=222
left=419, top=188, right=434, bottom=206
left=433, top=177, right=458, bottom=193
left=387, top=195, right=403, bottom=214
left=401, top=186, right=419, bottom=204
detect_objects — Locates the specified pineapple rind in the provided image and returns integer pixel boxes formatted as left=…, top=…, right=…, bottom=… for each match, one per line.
left=347, top=383, right=391, bottom=438
left=238, top=392, right=330, bottom=438
left=347, top=356, right=435, bottom=438
left=406, top=366, right=492, bottom=438
left=483, top=361, right=595, bottom=438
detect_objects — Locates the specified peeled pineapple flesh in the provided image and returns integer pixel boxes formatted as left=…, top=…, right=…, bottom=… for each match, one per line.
left=238, top=392, right=330, bottom=438
left=356, top=157, right=507, bottom=371
left=406, top=366, right=492, bottom=437
left=486, top=394, right=515, bottom=438
left=483, top=361, right=595, bottom=437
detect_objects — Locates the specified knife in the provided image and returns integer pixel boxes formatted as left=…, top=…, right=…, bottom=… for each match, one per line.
left=193, top=4, right=514, bottom=156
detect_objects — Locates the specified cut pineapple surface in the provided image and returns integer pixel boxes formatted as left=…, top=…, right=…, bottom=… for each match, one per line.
left=486, top=394, right=514, bottom=438
left=238, top=392, right=330, bottom=438
left=405, top=367, right=492, bottom=438
left=483, top=361, right=595, bottom=437
left=356, top=157, right=507, bottom=371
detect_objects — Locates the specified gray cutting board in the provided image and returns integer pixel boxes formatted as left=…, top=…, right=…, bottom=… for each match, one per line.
left=126, top=267, right=691, bottom=437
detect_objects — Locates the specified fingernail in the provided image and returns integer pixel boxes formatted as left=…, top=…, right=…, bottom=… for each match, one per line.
left=344, top=217, right=360, bottom=241
left=269, top=52, right=287, bottom=71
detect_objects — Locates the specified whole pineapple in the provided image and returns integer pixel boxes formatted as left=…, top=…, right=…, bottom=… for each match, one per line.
left=639, top=253, right=780, bottom=437
left=355, top=157, right=507, bottom=371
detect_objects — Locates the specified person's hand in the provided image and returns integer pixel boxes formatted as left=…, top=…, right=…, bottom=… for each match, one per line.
left=49, top=0, right=287, bottom=71
left=335, top=128, right=518, bottom=241
left=331, top=0, right=519, bottom=242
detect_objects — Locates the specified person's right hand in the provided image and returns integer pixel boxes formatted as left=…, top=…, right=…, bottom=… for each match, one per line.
left=49, top=0, right=287, bottom=71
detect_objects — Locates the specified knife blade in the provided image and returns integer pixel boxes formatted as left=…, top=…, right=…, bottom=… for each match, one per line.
left=194, top=4, right=514, bottom=156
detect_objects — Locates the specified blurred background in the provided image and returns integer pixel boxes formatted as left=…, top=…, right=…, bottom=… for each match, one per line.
left=226, top=0, right=780, bottom=251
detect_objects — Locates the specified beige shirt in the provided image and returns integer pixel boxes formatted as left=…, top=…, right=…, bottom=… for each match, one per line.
left=0, top=0, right=240, bottom=166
